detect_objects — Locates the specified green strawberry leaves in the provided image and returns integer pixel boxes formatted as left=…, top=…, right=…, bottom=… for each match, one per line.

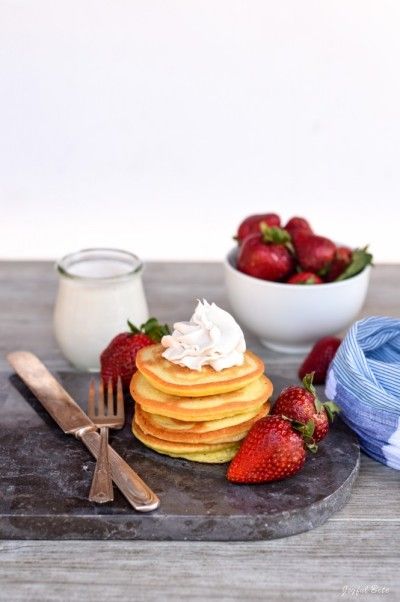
left=302, top=372, right=340, bottom=421
left=335, top=246, right=373, bottom=281
left=127, top=320, right=141, bottom=335
left=260, top=223, right=295, bottom=254
left=260, top=223, right=291, bottom=244
left=282, top=416, right=318, bottom=453
left=127, top=317, right=171, bottom=342
left=142, top=318, right=171, bottom=341
left=302, top=372, right=322, bottom=411
left=323, top=401, right=341, bottom=422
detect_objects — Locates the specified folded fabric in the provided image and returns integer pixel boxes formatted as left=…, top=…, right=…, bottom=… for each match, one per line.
left=326, top=316, right=400, bottom=470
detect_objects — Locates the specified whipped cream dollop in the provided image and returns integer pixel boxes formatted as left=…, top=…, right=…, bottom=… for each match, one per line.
left=161, top=299, right=246, bottom=371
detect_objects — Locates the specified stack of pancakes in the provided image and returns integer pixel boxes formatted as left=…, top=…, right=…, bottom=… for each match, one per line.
left=130, top=344, right=273, bottom=463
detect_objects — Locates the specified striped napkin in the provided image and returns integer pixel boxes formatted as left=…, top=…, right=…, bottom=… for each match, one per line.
left=326, top=316, right=400, bottom=470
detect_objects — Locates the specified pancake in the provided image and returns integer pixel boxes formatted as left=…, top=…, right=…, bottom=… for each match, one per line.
left=134, top=402, right=269, bottom=444
left=152, top=446, right=239, bottom=463
left=131, top=372, right=273, bottom=421
left=135, top=344, right=264, bottom=397
left=132, top=421, right=240, bottom=463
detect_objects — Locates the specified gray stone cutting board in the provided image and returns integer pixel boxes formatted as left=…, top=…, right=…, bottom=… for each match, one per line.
left=0, top=372, right=359, bottom=541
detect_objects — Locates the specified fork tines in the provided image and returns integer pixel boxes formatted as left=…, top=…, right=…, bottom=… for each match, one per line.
left=87, top=377, right=124, bottom=421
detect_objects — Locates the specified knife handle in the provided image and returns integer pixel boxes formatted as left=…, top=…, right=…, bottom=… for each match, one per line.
left=88, top=427, right=114, bottom=504
left=80, top=430, right=160, bottom=512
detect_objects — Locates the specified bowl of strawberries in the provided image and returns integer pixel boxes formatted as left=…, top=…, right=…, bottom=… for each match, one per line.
left=224, top=213, right=372, bottom=353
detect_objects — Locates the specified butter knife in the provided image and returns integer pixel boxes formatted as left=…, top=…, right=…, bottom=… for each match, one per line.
left=7, top=351, right=160, bottom=512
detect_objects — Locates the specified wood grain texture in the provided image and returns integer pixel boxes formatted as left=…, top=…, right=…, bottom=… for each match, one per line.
left=0, top=524, right=399, bottom=602
left=0, top=261, right=399, bottom=601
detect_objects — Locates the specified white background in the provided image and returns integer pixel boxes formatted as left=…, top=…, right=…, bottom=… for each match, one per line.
left=1, top=0, right=400, bottom=262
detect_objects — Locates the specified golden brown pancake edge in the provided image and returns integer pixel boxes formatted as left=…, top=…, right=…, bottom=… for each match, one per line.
left=134, top=402, right=270, bottom=444
left=135, top=344, right=265, bottom=397
left=130, top=371, right=273, bottom=421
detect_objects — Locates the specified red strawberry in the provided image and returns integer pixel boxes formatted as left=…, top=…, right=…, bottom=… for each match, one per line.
left=227, top=415, right=308, bottom=483
left=236, top=213, right=281, bottom=243
left=325, top=247, right=352, bottom=282
left=100, top=318, right=170, bottom=388
left=287, top=272, right=323, bottom=284
left=237, top=225, right=295, bottom=282
left=294, top=233, right=336, bottom=275
left=272, top=373, right=340, bottom=442
left=284, top=217, right=313, bottom=237
left=299, top=337, right=341, bottom=384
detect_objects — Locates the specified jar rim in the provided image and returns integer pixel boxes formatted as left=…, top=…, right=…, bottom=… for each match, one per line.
left=56, top=248, right=143, bottom=281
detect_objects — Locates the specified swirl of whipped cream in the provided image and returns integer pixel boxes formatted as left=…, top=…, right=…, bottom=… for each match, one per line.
left=161, top=299, right=246, bottom=371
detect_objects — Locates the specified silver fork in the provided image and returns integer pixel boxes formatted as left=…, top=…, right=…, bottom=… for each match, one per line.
left=87, top=377, right=124, bottom=503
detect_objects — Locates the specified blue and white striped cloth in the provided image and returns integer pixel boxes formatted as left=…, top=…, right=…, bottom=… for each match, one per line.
left=326, top=316, right=400, bottom=470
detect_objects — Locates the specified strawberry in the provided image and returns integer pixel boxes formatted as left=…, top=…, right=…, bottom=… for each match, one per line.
left=236, top=213, right=281, bottom=243
left=294, top=233, right=336, bottom=275
left=284, top=216, right=313, bottom=238
left=325, top=247, right=352, bottom=281
left=272, top=373, right=340, bottom=442
left=100, top=318, right=170, bottom=388
left=287, top=272, right=323, bottom=284
left=299, top=337, right=341, bottom=384
left=227, top=415, right=309, bottom=483
left=237, top=225, right=295, bottom=282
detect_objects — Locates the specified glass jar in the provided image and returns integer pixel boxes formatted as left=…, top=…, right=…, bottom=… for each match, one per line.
left=54, top=248, right=149, bottom=371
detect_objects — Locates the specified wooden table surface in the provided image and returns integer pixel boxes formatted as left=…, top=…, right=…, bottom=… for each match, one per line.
left=0, top=261, right=399, bottom=602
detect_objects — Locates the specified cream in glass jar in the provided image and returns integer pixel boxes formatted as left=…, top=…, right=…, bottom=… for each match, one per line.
left=54, top=248, right=149, bottom=371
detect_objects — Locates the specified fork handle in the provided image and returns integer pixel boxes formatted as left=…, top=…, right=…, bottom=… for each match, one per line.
left=81, top=430, right=160, bottom=511
left=88, top=427, right=114, bottom=503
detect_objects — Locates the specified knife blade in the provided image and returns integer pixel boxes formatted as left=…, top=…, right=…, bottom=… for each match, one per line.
left=7, top=351, right=160, bottom=512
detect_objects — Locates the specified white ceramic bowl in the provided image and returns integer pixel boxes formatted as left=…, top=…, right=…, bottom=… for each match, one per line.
left=224, top=247, right=371, bottom=353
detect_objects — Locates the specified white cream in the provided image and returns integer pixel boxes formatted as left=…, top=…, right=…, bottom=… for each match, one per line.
left=161, top=299, right=246, bottom=371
